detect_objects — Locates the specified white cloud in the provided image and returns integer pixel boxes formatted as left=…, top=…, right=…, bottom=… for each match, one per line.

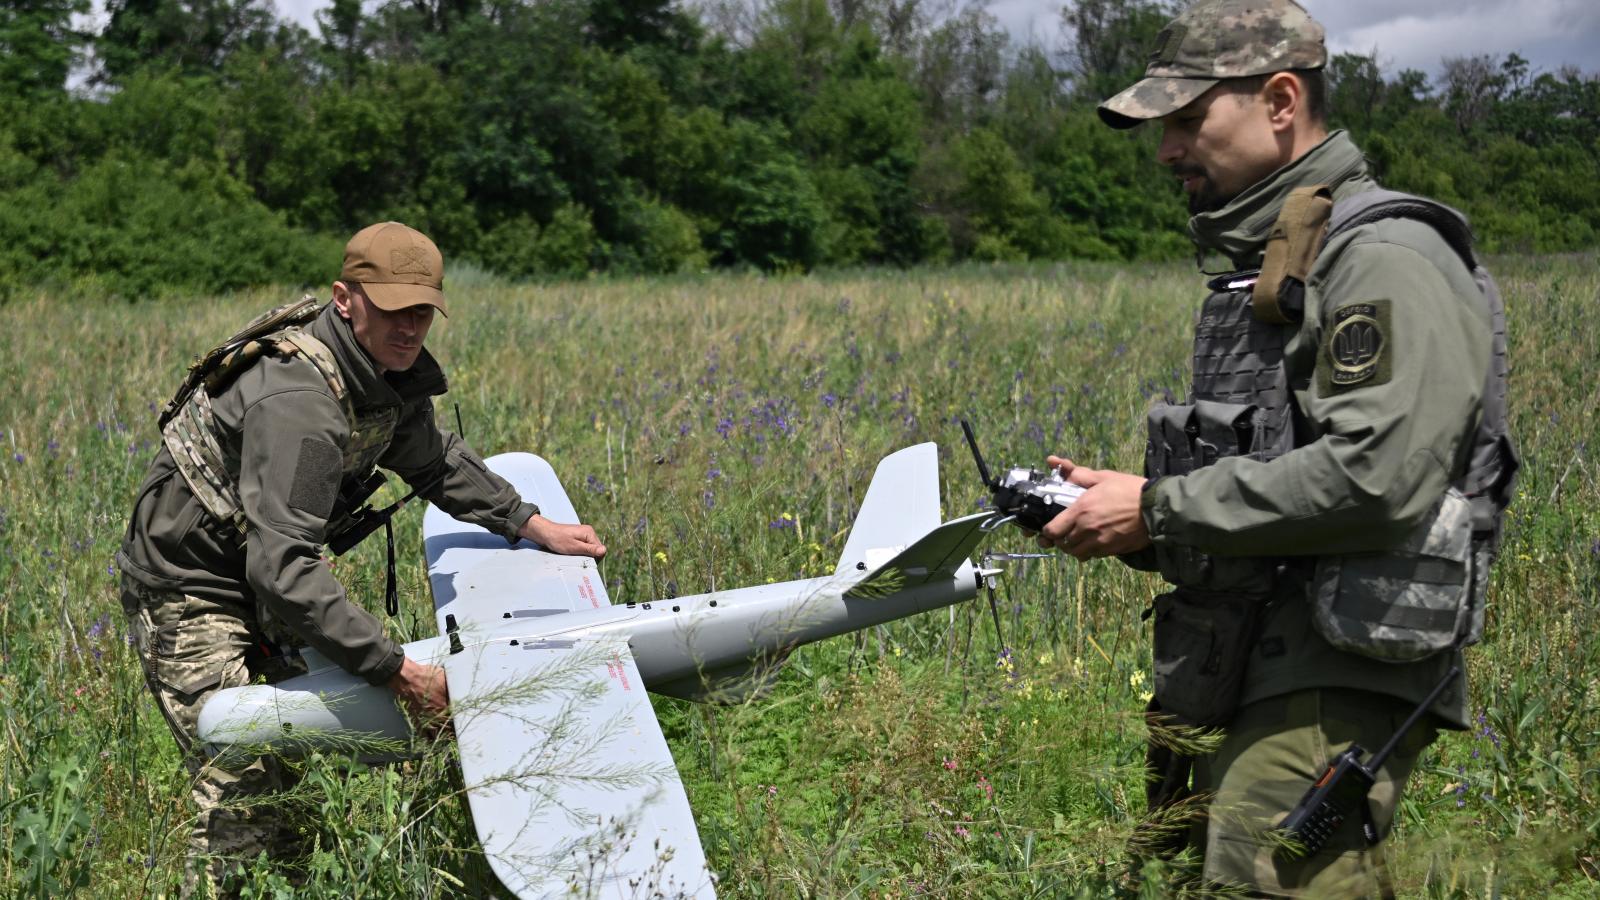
left=1312, top=0, right=1600, bottom=77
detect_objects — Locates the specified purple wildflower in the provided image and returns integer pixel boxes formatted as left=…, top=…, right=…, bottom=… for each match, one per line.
left=822, top=392, right=837, bottom=409
left=716, top=417, right=733, bottom=438
left=12, top=453, right=22, bottom=463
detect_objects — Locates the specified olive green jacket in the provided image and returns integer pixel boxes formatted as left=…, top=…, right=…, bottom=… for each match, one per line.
left=118, top=305, right=537, bottom=685
left=1140, top=132, right=1489, bottom=726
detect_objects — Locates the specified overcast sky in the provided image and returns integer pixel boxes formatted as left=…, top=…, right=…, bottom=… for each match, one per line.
left=262, top=0, right=1599, bottom=81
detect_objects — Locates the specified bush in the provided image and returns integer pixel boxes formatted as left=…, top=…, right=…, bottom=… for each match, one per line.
left=533, top=203, right=601, bottom=278
left=0, top=152, right=337, bottom=300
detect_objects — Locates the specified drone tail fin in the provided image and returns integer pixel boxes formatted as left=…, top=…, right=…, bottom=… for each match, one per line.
left=834, top=442, right=942, bottom=577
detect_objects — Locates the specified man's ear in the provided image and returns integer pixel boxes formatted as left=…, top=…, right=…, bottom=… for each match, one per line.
left=1263, top=71, right=1302, bottom=133
left=331, top=281, right=354, bottom=319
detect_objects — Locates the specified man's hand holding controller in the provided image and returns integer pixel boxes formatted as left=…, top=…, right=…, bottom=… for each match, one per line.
left=1034, top=456, right=1152, bottom=560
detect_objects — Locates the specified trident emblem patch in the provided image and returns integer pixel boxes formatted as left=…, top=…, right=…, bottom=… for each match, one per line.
left=1327, top=301, right=1389, bottom=387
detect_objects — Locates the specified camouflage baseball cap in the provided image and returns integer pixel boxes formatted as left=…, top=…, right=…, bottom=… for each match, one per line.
left=340, top=221, right=448, bottom=315
left=1098, top=0, right=1326, bottom=129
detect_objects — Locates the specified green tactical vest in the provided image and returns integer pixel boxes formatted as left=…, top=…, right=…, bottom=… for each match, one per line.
left=159, top=297, right=401, bottom=545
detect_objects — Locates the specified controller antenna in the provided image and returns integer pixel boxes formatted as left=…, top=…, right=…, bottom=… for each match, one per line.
left=959, top=419, right=993, bottom=488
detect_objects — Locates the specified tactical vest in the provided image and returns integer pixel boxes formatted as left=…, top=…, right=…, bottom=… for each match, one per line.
left=1146, top=187, right=1518, bottom=643
left=159, top=298, right=401, bottom=544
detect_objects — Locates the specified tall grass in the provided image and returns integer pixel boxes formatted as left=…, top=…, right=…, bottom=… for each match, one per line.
left=0, top=256, right=1595, bottom=896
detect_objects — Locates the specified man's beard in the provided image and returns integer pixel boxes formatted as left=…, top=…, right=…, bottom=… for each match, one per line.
left=1176, top=164, right=1230, bottom=215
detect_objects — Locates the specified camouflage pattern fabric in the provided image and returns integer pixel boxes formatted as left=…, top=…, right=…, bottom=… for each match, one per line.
left=162, top=384, right=248, bottom=541
left=1100, top=0, right=1328, bottom=128
left=1187, top=688, right=1437, bottom=897
left=1310, top=487, right=1478, bottom=662
left=161, top=323, right=383, bottom=550
left=122, top=576, right=308, bottom=896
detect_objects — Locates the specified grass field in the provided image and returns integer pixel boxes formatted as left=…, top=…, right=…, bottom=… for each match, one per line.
left=1, top=256, right=1597, bottom=897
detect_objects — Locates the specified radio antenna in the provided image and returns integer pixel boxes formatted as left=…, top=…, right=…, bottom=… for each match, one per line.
left=959, top=419, right=992, bottom=488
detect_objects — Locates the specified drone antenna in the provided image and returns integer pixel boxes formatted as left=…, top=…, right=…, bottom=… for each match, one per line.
left=959, top=419, right=993, bottom=488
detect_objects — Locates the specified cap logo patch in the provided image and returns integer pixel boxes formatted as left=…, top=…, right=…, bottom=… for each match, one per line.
left=1151, top=24, right=1186, bottom=65
left=391, top=245, right=433, bottom=278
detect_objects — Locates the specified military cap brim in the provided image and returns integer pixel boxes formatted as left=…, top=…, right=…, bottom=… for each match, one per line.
left=1098, top=76, right=1219, bottom=130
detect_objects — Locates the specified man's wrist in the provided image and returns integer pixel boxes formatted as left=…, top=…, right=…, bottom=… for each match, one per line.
left=510, top=502, right=542, bottom=542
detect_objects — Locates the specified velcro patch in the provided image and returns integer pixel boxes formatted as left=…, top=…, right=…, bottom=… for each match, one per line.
left=1321, top=300, right=1392, bottom=392
left=1151, top=24, right=1186, bottom=65
left=288, top=438, right=342, bottom=519
left=391, top=245, right=433, bottom=277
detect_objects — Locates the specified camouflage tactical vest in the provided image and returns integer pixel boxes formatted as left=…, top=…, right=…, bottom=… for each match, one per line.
left=160, top=298, right=401, bottom=545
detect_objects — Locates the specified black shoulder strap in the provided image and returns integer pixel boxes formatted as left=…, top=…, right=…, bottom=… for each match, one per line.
left=1325, top=189, right=1479, bottom=271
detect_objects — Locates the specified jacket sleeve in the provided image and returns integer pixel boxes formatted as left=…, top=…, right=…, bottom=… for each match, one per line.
left=238, top=360, right=404, bottom=685
left=379, top=398, right=538, bottom=541
left=1141, top=227, right=1490, bottom=556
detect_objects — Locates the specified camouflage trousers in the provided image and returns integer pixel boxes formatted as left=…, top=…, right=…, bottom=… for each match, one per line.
left=1186, top=687, right=1439, bottom=898
left=121, top=575, right=308, bottom=897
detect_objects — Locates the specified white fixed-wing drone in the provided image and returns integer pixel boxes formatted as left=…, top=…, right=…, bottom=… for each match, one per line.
left=197, top=443, right=992, bottom=898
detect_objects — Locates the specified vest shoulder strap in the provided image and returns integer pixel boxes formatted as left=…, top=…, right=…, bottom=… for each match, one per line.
left=1252, top=185, right=1333, bottom=325
left=157, top=295, right=325, bottom=429
left=273, top=330, right=354, bottom=424
left=1324, top=188, right=1479, bottom=271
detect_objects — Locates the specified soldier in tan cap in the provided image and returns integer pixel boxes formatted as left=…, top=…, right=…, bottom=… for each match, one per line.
left=1034, top=1, right=1516, bottom=895
left=118, top=221, right=607, bottom=894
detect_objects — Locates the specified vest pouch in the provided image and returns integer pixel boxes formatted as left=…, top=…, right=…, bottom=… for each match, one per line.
left=1310, top=487, right=1475, bottom=662
left=1150, top=588, right=1267, bottom=726
left=1145, top=403, right=1197, bottom=478
left=1193, top=400, right=1257, bottom=466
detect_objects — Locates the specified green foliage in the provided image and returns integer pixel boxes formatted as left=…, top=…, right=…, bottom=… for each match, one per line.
left=0, top=152, right=337, bottom=300
left=0, top=0, right=90, bottom=98
left=710, top=130, right=828, bottom=271
left=533, top=202, right=602, bottom=277
left=0, top=0, right=1593, bottom=289
left=10, top=759, right=93, bottom=895
left=615, top=196, right=710, bottom=274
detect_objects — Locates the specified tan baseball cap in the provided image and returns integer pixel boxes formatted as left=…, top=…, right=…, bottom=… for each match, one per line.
left=340, top=221, right=448, bottom=315
left=1098, top=0, right=1327, bottom=130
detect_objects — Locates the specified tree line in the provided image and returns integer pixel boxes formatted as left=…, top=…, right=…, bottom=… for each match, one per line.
left=2, top=0, right=1596, bottom=298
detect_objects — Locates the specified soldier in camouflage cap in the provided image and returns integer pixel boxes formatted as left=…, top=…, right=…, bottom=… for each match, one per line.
left=1099, top=0, right=1327, bottom=130
left=119, top=222, right=608, bottom=895
left=1031, top=0, right=1516, bottom=896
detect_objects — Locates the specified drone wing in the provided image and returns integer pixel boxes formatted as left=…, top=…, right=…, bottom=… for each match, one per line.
left=423, top=452, right=611, bottom=637
left=426, top=453, right=714, bottom=898
left=444, top=634, right=714, bottom=899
